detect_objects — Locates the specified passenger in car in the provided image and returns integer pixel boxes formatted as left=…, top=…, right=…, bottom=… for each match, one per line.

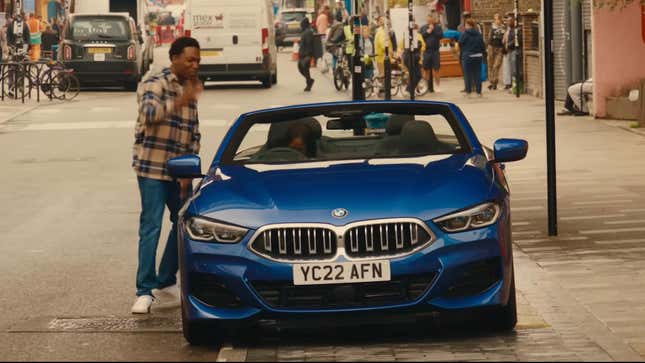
left=286, top=122, right=315, bottom=157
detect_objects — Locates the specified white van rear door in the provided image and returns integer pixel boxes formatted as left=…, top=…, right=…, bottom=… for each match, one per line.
left=189, top=0, right=263, bottom=66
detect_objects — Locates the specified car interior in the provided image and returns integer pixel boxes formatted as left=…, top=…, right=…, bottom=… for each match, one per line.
left=237, top=113, right=463, bottom=163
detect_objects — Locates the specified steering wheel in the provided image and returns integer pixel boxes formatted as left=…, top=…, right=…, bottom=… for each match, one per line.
left=252, top=147, right=307, bottom=162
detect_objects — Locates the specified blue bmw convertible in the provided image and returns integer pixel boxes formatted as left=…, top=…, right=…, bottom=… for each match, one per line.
left=168, top=101, right=528, bottom=345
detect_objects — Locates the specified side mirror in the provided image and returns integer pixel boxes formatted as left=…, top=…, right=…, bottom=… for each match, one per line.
left=167, top=155, right=204, bottom=179
left=493, top=138, right=528, bottom=163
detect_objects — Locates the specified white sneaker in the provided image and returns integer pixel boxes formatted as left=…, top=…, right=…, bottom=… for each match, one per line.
left=434, top=86, right=441, bottom=93
left=131, top=295, right=154, bottom=314
left=152, top=284, right=180, bottom=308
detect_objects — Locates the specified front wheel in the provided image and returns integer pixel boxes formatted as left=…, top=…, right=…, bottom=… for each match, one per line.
left=333, top=67, right=345, bottom=91
left=181, top=301, right=223, bottom=346
left=489, top=277, right=517, bottom=331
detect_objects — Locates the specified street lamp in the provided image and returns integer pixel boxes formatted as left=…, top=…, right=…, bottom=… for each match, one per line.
left=407, top=0, right=414, bottom=100
left=543, top=0, right=557, bottom=236
left=351, top=0, right=365, bottom=101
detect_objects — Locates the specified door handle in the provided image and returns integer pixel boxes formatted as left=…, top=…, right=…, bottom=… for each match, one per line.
left=232, top=35, right=238, bottom=45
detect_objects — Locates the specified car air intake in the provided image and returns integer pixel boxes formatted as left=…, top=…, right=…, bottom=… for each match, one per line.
left=250, top=273, right=437, bottom=309
left=251, top=227, right=338, bottom=261
left=189, top=273, right=242, bottom=308
left=343, top=222, right=432, bottom=258
left=443, top=257, right=502, bottom=298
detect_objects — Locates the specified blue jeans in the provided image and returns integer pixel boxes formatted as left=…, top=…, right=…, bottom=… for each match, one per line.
left=463, top=56, right=483, bottom=94
left=136, top=176, right=185, bottom=296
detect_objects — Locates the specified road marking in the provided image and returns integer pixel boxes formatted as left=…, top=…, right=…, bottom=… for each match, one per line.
left=604, top=219, right=645, bottom=225
left=512, top=206, right=544, bottom=211
left=580, top=227, right=645, bottom=235
left=511, top=196, right=545, bottom=202
left=572, top=200, right=633, bottom=206
left=560, top=214, right=625, bottom=221
left=513, top=230, right=541, bottom=236
left=620, top=208, right=645, bottom=213
left=513, top=221, right=531, bottom=226
left=594, top=238, right=645, bottom=245
left=216, top=345, right=247, bottom=362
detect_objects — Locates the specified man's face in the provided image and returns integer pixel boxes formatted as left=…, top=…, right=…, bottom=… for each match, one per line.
left=171, top=46, right=201, bottom=80
left=427, top=15, right=434, bottom=25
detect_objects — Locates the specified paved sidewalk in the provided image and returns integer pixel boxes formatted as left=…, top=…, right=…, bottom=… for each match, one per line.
left=0, top=102, right=40, bottom=125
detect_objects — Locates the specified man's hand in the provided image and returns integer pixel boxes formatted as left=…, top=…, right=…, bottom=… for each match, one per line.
left=174, top=79, right=203, bottom=110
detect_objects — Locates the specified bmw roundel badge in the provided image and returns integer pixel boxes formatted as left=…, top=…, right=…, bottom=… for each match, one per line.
left=331, top=208, right=348, bottom=218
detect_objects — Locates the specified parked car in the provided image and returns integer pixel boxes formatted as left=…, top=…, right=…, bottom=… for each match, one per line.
left=274, top=8, right=310, bottom=46
left=60, top=13, right=154, bottom=90
left=167, top=101, right=528, bottom=345
left=184, top=0, right=278, bottom=88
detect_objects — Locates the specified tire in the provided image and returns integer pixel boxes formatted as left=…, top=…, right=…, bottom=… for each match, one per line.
left=261, top=76, right=272, bottom=88
left=126, top=80, right=139, bottom=92
left=333, top=68, right=344, bottom=91
left=271, top=70, right=277, bottom=85
left=416, top=80, right=428, bottom=96
left=489, top=276, right=517, bottom=331
left=181, top=299, right=225, bottom=346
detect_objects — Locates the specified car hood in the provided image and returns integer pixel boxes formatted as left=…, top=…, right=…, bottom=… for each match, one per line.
left=192, top=154, right=497, bottom=229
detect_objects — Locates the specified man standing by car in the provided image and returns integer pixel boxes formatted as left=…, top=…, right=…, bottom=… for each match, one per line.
left=131, top=37, right=202, bottom=314
left=298, top=17, right=315, bottom=92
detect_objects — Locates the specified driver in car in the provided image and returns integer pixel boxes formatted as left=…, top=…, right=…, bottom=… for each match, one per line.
left=286, top=122, right=314, bottom=157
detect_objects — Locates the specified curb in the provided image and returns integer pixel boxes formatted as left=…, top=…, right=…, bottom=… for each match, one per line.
left=603, top=120, right=645, bottom=137
left=0, top=103, right=40, bottom=125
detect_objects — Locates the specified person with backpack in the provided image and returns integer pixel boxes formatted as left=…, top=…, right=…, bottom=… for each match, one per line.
left=458, top=18, right=486, bottom=97
left=487, top=13, right=506, bottom=90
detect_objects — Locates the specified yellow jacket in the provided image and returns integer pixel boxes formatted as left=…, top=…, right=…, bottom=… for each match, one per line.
left=397, top=32, right=425, bottom=62
left=374, top=27, right=387, bottom=64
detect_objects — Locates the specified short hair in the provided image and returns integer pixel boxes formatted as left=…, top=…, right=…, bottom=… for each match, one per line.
left=169, top=37, right=200, bottom=59
left=466, top=18, right=476, bottom=27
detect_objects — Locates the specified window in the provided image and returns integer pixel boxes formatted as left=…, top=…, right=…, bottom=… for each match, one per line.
left=228, top=107, right=467, bottom=165
left=67, top=16, right=130, bottom=41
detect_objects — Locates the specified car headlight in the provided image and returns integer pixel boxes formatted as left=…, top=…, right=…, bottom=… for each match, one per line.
left=433, top=203, right=501, bottom=233
left=185, top=217, right=248, bottom=243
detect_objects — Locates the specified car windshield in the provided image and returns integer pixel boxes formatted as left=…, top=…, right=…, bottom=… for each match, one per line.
left=67, top=16, right=130, bottom=41
left=225, top=104, right=468, bottom=165
left=281, top=12, right=306, bottom=22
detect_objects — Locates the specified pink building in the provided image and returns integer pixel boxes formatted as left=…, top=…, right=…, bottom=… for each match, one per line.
left=592, top=2, right=645, bottom=118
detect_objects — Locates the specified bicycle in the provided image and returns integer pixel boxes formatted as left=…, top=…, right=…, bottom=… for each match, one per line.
left=39, top=60, right=80, bottom=101
left=333, top=48, right=351, bottom=91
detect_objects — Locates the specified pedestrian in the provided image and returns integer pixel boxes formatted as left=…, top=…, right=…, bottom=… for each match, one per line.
left=26, top=13, right=42, bottom=61
left=487, top=13, right=506, bottom=90
left=0, top=19, right=8, bottom=62
left=558, top=78, right=593, bottom=116
left=316, top=5, right=330, bottom=35
left=458, top=18, right=486, bottom=97
left=504, top=16, right=522, bottom=92
left=130, top=36, right=202, bottom=314
left=7, top=14, right=30, bottom=54
left=360, top=25, right=374, bottom=80
left=399, top=23, right=425, bottom=95
left=298, top=17, right=315, bottom=92
left=333, top=0, right=348, bottom=24
left=41, top=25, right=58, bottom=59
left=420, top=13, right=443, bottom=92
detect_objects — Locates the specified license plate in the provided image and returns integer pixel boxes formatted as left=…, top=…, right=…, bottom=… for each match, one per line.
left=293, top=260, right=391, bottom=286
left=288, top=23, right=300, bottom=29
left=93, top=53, right=106, bottom=62
left=88, top=47, right=112, bottom=54
left=202, top=50, right=221, bottom=57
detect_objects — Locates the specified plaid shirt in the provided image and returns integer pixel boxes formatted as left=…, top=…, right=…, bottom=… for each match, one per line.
left=132, top=68, right=201, bottom=181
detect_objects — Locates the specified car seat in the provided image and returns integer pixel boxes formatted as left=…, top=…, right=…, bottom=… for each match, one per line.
left=374, top=114, right=414, bottom=156
left=398, top=121, right=441, bottom=155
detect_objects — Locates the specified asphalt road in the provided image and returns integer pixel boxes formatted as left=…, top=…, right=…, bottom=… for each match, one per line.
left=1, top=49, right=645, bottom=361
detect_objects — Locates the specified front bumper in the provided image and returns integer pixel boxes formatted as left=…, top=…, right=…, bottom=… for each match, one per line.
left=64, top=60, right=139, bottom=83
left=179, top=214, right=513, bottom=326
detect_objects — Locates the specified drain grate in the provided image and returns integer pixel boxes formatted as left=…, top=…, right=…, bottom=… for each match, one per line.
left=9, top=316, right=181, bottom=333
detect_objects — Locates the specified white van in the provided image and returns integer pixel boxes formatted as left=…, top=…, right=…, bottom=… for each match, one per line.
left=184, top=0, right=278, bottom=87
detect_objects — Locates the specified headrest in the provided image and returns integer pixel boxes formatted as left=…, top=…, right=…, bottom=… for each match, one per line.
left=302, top=117, right=322, bottom=139
left=266, top=121, right=295, bottom=149
left=386, top=114, right=414, bottom=135
left=398, top=121, right=440, bottom=154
